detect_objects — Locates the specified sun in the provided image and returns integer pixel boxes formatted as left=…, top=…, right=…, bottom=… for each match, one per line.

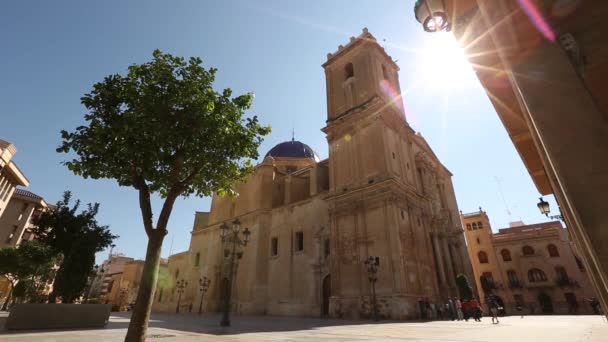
left=416, top=32, right=475, bottom=89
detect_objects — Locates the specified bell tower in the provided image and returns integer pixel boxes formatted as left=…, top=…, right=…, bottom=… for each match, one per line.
left=323, top=28, right=405, bottom=123
left=321, top=28, right=433, bottom=320
left=322, top=27, right=413, bottom=193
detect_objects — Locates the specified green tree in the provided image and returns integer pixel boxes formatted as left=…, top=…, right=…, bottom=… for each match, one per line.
left=32, top=191, right=116, bottom=303
left=57, top=50, right=270, bottom=341
left=456, top=274, right=474, bottom=300
left=0, top=241, right=57, bottom=308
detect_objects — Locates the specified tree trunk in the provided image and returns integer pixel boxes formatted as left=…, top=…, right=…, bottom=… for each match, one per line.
left=124, top=231, right=164, bottom=342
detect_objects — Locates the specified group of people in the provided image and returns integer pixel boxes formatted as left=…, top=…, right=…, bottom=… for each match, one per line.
left=418, top=297, right=489, bottom=323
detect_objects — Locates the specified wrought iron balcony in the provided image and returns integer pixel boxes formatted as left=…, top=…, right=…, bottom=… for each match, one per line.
left=508, top=280, right=523, bottom=289
left=555, top=276, right=579, bottom=288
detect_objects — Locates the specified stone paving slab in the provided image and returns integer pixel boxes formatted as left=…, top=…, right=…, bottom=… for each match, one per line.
left=0, top=312, right=606, bottom=341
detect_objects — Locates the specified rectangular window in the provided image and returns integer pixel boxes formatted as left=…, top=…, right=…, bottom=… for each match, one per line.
left=324, top=239, right=330, bottom=259
left=271, top=237, right=278, bottom=256
left=295, top=231, right=304, bottom=252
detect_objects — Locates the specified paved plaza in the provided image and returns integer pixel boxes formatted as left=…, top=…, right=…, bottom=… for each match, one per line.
left=0, top=312, right=606, bottom=341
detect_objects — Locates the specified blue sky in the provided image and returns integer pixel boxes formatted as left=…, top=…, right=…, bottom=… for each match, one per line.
left=1, top=0, right=557, bottom=263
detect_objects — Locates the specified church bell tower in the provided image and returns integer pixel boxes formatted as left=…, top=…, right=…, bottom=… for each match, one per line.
left=321, top=28, right=433, bottom=320
left=322, top=27, right=414, bottom=194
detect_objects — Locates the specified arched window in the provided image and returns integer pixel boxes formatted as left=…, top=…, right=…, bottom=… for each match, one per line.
left=555, top=266, right=568, bottom=279
left=194, top=252, right=200, bottom=266
left=175, top=269, right=179, bottom=279
left=522, top=245, right=535, bottom=256
left=477, top=221, right=483, bottom=229
left=345, top=62, right=354, bottom=79
left=466, top=223, right=472, bottom=230
left=478, top=251, right=489, bottom=264
left=547, top=244, right=560, bottom=257
left=528, top=268, right=547, bottom=282
left=501, top=249, right=512, bottom=262
left=472, top=222, right=478, bottom=230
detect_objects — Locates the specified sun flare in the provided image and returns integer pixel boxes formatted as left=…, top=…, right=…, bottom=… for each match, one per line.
left=417, top=33, right=475, bottom=89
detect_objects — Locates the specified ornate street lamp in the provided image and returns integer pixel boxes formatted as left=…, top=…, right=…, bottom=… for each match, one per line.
left=537, top=197, right=550, bottom=216
left=175, top=279, right=187, bottom=314
left=537, top=197, right=564, bottom=220
left=365, top=256, right=380, bottom=321
left=414, top=0, right=451, bottom=32
left=219, top=218, right=251, bottom=327
left=198, top=276, right=211, bottom=314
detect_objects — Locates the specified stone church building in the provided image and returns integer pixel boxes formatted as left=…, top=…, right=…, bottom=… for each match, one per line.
left=152, top=28, right=474, bottom=319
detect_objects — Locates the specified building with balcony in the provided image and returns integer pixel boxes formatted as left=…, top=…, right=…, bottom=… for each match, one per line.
left=0, top=139, right=29, bottom=219
left=87, top=254, right=135, bottom=303
left=462, top=209, right=597, bottom=315
left=0, top=189, right=48, bottom=248
left=103, top=260, right=145, bottom=310
left=413, top=0, right=608, bottom=314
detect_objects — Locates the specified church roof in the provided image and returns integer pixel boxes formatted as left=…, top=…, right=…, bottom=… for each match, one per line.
left=265, top=139, right=320, bottom=162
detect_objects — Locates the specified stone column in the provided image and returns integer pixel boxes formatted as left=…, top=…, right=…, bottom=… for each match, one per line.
left=448, top=242, right=459, bottom=275
left=432, top=233, right=447, bottom=286
left=441, top=236, right=456, bottom=287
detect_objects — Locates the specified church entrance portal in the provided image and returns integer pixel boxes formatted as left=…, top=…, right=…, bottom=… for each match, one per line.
left=322, top=275, right=331, bottom=316
left=537, top=292, right=554, bottom=313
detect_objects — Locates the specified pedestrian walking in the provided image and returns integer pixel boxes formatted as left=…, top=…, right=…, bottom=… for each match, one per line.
left=455, top=298, right=463, bottom=321
left=448, top=298, right=456, bottom=321
left=489, top=297, right=500, bottom=324
left=419, top=298, right=427, bottom=320
left=470, top=298, right=482, bottom=322
left=516, top=301, right=523, bottom=318
left=462, top=300, right=470, bottom=321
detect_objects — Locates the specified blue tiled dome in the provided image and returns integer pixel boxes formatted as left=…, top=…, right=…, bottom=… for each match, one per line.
left=265, top=140, right=320, bottom=161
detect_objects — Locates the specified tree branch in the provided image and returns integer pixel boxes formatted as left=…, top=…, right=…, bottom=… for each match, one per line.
left=168, top=148, right=185, bottom=184
left=133, top=171, right=155, bottom=237
left=179, top=164, right=205, bottom=187
left=155, top=188, right=180, bottom=233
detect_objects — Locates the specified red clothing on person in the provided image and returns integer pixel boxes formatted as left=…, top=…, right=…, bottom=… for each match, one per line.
left=470, top=299, right=480, bottom=308
left=462, top=301, right=470, bottom=312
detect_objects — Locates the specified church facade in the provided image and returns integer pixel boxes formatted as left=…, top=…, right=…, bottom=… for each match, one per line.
left=152, top=28, right=474, bottom=320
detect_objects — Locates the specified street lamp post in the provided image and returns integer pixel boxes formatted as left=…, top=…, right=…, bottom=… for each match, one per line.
left=198, top=276, right=211, bottom=314
left=219, top=219, right=251, bottom=327
left=175, top=279, right=187, bottom=314
left=365, top=256, right=380, bottom=321
left=119, top=287, right=129, bottom=311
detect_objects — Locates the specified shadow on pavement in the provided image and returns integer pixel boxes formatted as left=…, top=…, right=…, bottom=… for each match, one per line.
left=0, top=311, right=415, bottom=337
